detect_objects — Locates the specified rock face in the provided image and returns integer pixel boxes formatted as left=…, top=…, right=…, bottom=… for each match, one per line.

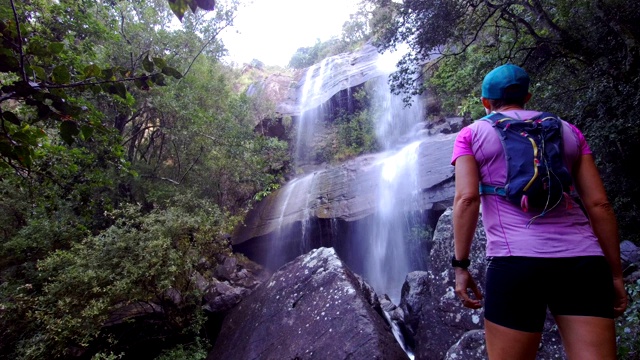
left=247, top=43, right=403, bottom=122
left=208, top=247, right=409, bottom=360
left=401, top=208, right=566, bottom=360
left=233, top=132, right=456, bottom=251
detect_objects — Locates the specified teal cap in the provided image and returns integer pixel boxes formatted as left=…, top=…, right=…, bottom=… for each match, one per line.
left=481, top=64, right=530, bottom=100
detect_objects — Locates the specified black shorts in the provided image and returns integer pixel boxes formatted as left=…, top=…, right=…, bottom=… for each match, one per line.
left=484, top=256, right=614, bottom=333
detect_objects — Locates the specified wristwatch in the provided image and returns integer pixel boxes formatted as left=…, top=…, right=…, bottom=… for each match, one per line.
left=451, top=256, right=470, bottom=269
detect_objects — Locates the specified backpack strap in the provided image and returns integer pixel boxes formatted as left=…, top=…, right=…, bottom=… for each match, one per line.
left=478, top=112, right=512, bottom=201
left=480, top=112, right=512, bottom=125
left=479, top=184, right=506, bottom=196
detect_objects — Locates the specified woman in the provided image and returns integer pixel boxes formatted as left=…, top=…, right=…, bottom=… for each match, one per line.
left=451, top=64, right=628, bottom=359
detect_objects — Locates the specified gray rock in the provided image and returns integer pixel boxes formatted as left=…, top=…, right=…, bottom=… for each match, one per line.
left=621, top=240, right=640, bottom=274
left=232, top=133, right=456, bottom=248
left=202, top=278, right=249, bottom=313
left=444, top=330, right=487, bottom=360
left=207, top=247, right=409, bottom=360
left=401, top=208, right=566, bottom=360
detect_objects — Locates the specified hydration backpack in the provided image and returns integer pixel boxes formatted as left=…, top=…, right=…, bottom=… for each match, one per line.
left=479, top=112, right=574, bottom=220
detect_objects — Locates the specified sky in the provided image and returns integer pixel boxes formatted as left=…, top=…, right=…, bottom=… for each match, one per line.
left=218, top=0, right=360, bottom=67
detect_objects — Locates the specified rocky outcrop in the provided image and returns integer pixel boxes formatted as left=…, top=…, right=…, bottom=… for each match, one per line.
left=233, top=132, right=456, bottom=249
left=247, top=43, right=403, bottom=122
left=207, top=247, right=409, bottom=360
left=401, top=208, right=566, bottom=360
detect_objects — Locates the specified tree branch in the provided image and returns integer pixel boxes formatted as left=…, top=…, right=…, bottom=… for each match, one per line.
left=179, top=16, right=235, bottom=82
left=43, top=74, right=158, bottom=89
left=10, top=0, right=27, bottom=82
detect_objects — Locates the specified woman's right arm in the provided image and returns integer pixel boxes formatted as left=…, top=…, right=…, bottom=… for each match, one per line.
left=453, top=154, right=483, bottom=309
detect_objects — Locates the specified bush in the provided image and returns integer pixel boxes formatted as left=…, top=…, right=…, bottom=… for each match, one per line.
left=3, top=198, right=232, bottom=359
left=617, top=279, right=640, bottom=359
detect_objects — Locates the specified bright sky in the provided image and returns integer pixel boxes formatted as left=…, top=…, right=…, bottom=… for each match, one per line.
left=219, top=0, right=360, bottom=67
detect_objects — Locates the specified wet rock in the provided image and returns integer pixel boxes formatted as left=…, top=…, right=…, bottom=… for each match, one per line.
left=207, top=247, right=409, bottom=360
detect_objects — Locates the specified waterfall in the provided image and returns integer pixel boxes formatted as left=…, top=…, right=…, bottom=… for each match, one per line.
left=295, top=57, right=333, bottom=168
left=357, top=49, right=426, bottom=302
left=266, top=174, right=317, bottom=271
left=275, top=46, right=427, bottom=302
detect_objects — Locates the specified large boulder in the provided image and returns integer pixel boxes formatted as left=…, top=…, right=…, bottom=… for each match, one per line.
left=401, top=208, right=566, bottom=360
left=208, top=247, right=409, bottom=360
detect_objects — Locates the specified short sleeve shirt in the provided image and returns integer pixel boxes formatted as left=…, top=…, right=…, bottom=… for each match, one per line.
left=451, top=110, right=604, bottom=257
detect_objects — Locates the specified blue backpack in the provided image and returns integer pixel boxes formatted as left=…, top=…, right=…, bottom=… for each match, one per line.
left=478, top=112, right=574, bottom=221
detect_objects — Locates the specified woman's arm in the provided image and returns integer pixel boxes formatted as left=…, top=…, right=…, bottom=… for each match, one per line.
left=453, top=154, right=483, bottom=308
left=573, top=153, right=627, bottom=316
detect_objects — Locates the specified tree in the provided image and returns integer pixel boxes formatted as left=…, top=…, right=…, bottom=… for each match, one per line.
left=366, top=0, right=640, bottom=244
left=0, top=0, right=289, bottom=358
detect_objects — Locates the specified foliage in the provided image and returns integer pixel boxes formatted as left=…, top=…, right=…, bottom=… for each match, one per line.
left=13, top=200, right=230, bottom=359
left=365, top=0, right=640, bottom=243
left=617, top=279, right=640, bottom=359
left=0, top=0, right=288, bottom=358
left=288, top=6, right=373, bottom=69
left=0, top=0, right=187, bottom=170
left=154, top=338, right=209, bottom=360
left=307, top=87, right=379, bottom=163
left=167, top=0, right=217, bottom=21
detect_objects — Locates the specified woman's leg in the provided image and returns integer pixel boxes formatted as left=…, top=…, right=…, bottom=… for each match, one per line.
left=485, top=318, right=542, bottom=360
left=554, top=315, right=616, bottom=360
left=484, top=257, right=546, bottom=359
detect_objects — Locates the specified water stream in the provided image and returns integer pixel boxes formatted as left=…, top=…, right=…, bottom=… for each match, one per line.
left=279, top=47, right=427, bottom=302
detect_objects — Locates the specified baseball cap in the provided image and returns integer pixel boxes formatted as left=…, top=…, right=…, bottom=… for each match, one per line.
left=481, top=64, right=530, bottom=100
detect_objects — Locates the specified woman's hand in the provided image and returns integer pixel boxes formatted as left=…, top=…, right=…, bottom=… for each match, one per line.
left=613, top=276, right=628, bottom=317
left=454, top=267, right=483, bottom=309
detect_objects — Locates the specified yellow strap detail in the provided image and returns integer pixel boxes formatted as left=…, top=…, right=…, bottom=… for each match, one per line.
left=523, top=137, right=539, bottom=191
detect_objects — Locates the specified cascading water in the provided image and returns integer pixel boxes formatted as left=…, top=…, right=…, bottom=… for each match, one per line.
left=295, top=57, right=333, bottom=168
left=348, top=48, right=427, bottom=304
left=265, top=173, right=316, bottom=271
left=274, top=46, right=427, bottom=303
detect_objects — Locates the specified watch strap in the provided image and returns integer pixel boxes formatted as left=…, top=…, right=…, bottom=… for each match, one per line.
left=451, top=256, right=470, bottom=269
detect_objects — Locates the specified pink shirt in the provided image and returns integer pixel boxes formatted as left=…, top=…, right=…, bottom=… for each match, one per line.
left=451, top=110, right=604, bottom=257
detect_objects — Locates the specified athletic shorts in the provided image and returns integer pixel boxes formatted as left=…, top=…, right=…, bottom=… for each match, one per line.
left=484, top=256, right=614, bottom=333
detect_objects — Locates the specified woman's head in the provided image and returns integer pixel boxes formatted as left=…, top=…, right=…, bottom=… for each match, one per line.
left=481, top=64, right=531, bottom=111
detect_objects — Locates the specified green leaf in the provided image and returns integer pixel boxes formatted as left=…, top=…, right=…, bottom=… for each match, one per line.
left=36, top=104, right=52, bottom=119
left=152, top=57, right=167, bottom=70
left=28, top=65, right=47, bottom=81
left=80, top=125, right=94, bottom=140
left=60, top=121, right=80, bottom=145
left=2, top=111, right=21, bottom=126
left=162, top=66, right=183, bottom=79
left=26, top=41, right=48, bottom=57
left=12, top=129, right=39, bottom=147
left=134, top=77, right=150, bottom=90
left=142, top=56, right=154, bottom=73
left=52, top=65, right=71, bottom=84
left=101, top=68, right=114, bottom=80
left=150, top=73, right=167, bottom=86
left=168, top=0, right=189, bottom=21
left=48, top=42, right=65, bottom=54
left=83, top=64, right=101, bottom=79
left=13, top=145, right=32, bottom=167
left=107, top=82, right=127, bottom=99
